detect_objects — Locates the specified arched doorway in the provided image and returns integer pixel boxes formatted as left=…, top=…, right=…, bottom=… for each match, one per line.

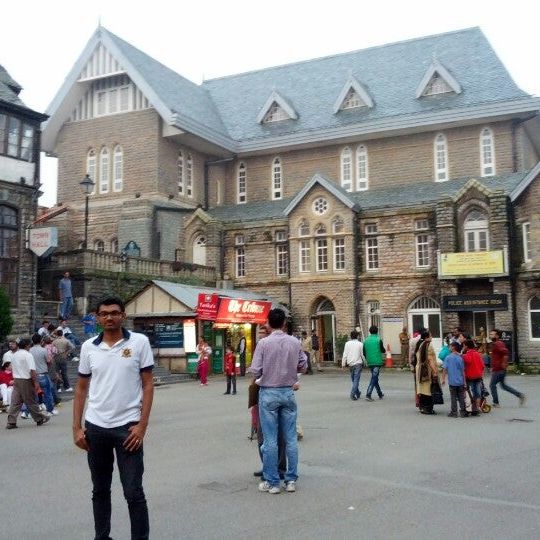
left=312, top=297, right=336, bottom=363
left=192, top=235, right=207, bottom=266
left=408, top=296, right=442, bottom=351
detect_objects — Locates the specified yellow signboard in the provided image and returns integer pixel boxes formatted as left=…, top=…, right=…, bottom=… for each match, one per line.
left=440, top=250, right=506, bottom=277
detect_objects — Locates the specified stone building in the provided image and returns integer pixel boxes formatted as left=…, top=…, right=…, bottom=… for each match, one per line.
left=42, top=26, right=540, bottom=364
left=0, top=65, right=47, bottom=335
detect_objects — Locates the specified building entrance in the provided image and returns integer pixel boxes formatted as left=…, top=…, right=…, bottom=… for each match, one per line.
left=408, top=296, right=442, bottom=352
left=312, top=298, right=336, bottom=363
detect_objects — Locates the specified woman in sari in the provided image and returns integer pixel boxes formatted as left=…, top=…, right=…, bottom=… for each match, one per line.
left=415, top=330, right=439, bottom=414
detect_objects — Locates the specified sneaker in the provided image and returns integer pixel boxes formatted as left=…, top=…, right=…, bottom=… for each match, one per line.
left=378, top=394, right=385, bottom=400
left=519, top=394, right=526, bottom=407
left=51, top=409, right=59, bottom=415
left=6, top=423, right=17, bottom=429
left=38, top=404, right=46, bottom=411
left=71, top=357, right=79, bottom=362
left=65, top=387, right=73, bottom=392
left=492, top=403, right=501, bottom=408
left=57, top=388, right=62, bottom=393
left=20, top=412, right=29, bottom=419
left=36, top=416, right=50, bottom=426
left=258, top=481, right=280, bottom=494
left=285, top=481, right=296, bottom=493
left=351, top=396, right=358, bottom=401
left=365, top=396, right=374, bottom=402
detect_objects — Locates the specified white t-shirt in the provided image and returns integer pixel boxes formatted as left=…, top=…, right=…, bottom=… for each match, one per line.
left=79, top=329, right=154, bottom=428
left=341, top=339, right=365, bottom=367
left=10, top=350, right=36, bottom=379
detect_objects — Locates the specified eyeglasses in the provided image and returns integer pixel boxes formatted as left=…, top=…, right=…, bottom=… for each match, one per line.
left=97, top=310, right=124, bottom=318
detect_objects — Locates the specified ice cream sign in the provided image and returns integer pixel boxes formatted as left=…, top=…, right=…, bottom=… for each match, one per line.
left=216, top=298, right=271, bottom=324
left=28, top=227, right=58, bottom=257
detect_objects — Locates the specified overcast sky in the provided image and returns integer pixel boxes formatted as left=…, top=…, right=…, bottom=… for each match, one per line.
left=2, top=0, right=539, bottom=207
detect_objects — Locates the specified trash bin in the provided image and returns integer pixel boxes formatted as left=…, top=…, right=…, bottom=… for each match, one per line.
left=187, top=352, right=199, bottom=374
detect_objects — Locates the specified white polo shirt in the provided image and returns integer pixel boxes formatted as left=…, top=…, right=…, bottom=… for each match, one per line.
left=79, top=328, right=154, bottom=428
left=10, top=349, right=36, bottom=379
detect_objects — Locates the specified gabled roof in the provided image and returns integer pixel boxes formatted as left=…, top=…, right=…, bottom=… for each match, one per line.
left=42, top=27, right=233, bottom=153
left=415, top=57, right=462, bottom=98
left=333, top=74, right=374, bottom=113
left=256, top=90, right=298, bottom=123
left=452, top=178, right=495, bottom=202
left=284, top=173, right=358, bottom=215
left=510, top=161, right=540, bottom=202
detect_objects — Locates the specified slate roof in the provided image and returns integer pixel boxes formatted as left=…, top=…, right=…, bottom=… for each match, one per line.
left=0, top=64, right=25, bottom=107
left=207, top=170, right=531, bottom=223
left=202, top=27, right=530, bottom=143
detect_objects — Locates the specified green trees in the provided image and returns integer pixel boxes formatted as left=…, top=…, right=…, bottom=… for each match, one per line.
left=0, top=287, right=13, bottom=342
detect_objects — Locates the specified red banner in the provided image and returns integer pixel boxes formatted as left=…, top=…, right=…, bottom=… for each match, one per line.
left=215, top=298, right=271, bottom=324
left=196, top=293, right=220, bottom=320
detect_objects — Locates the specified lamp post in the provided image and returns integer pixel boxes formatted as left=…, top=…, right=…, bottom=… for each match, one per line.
left=79, top=174, right=95, bottom=249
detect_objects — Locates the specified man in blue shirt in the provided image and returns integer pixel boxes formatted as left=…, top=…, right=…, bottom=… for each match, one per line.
left=58, top=271, right=73, bottom=320
left=441, top=342, right=468, bottom=418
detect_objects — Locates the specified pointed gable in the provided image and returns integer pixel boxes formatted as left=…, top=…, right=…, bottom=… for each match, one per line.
left=256, top=90, right=298, bottom=124
left=416, top=58, right=462, bottom=98
left=333, top=75, right=374, bottom=113
left=284, top=174, right=358, bottom=216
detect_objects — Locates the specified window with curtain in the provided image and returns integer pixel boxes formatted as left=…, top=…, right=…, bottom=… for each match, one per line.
left=341, top=147, right=352, bottom=191
left=113, top=145, right=123, bottom=192
left=99, top=147, right=110, bottom=193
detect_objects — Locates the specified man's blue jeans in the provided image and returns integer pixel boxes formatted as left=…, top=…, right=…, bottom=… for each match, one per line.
left=85, top=421, right=149, bottom=540
left=349, top=364, right=362, bottom=399
left=366, top=366, right=383, bottom=398
left=61, top=296, right=73, bottom=319
left=37, top=374, right=54, bottom=412
left=258, top=387, right=298, bottom=487
left=490, top=370, right=523, bottom=404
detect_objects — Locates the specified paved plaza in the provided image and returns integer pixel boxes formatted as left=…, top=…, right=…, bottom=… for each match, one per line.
left=2, top=371, right=539, bottom=539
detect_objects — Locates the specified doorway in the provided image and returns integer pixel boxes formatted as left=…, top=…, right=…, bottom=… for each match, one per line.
left=312, top=298, right=336, bottom=363
left=408, top=296, right=442, bottom=352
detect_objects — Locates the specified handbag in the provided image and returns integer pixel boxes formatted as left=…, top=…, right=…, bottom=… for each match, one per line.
left=431, top=379, right=444, bottom=405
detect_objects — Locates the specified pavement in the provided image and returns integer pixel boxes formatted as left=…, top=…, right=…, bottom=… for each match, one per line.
left=2, top=370, right=539, bottom=540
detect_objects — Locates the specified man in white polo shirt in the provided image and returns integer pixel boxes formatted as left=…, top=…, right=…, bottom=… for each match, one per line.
left=73, top=297, right=154, bottom=540
left=341, top=330, right=365, bottom=401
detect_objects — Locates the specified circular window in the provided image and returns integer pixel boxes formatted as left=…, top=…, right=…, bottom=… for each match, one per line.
left=312, top=197, right=328, bottom=215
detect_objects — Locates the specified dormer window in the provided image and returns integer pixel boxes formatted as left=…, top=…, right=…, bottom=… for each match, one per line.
left=263, top=102, right=289, bottom=123
left=257, top=91, right=298, bottom=124
left=341, top=88, right=364, bottom=110
left=416, top=59, right=461, bottom=99
left=423, top=73, right=453, bottom=96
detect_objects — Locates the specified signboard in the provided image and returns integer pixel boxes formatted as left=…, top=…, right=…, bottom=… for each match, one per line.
left=183, top=319, right=197, bottom=353
left=28, top=227, right=58, bottom=257
left=442, top=295, right=508, bottom=312
left=215, top=298, right=271, bottom=324
left=499, top=330, right=514, bottom=364
left=197, top=293, right=220, bottom=320
left=154, top=322, right=184, bottom=348
left=439, top=250, right=506, bottom=277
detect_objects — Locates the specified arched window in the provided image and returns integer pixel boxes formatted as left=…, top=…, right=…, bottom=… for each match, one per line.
left=356, top=145, right=368, bottom=191
left=341, top=147, right=352, bottom=191
left=186, top=153, right=193, bottom=198
left=272, top=157, right=282, bottom=200
left=237, top=162, right=247, bottom=204
left=0, top=205, right=18, bottom=303
left=315, top=223, right=327, bottom=236
left=87, top=149, right=96, bottom=195
left=99, top=147, right=109, bottom=193
left=177, top=150, right=184, bottom=195
left=110, top=237, right=118, bottom=253
left=529, top=296, right=540, bottom=340
left=298, top=220, right=310, bottom=237
left=480, top=127, right=495, bottom=177
left=464, top=210, right=489, bottom=252
left=113, top=145, right=123, bottom=192
left=94, top=239, right=105, bottom=252
left=408, top=296, right=442, bottom=342
left=332, top=216, right=344, bottom=234
left=193, top=235, right=207, bottom=266
left=434, top=134, right=448, bottom=182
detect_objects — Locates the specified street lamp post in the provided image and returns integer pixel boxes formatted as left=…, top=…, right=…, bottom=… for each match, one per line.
left=79, top=174, right=95, bottom=249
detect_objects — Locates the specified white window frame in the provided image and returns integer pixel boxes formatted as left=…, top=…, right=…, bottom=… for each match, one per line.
left=464, top=211, right=489, bottom=252
left=186, top=153, right=193, bottom=198
left=316, top=238, right=328, bottom=272
left=263, top=102, right=289, bottom=123
left=523, top=222, right=531, bottom=262
left=366, top=237, right=379, bottom=270
left=367, top=300, right=381, bottom=329
left=87, top=149, right=96, bottom=195
left=113, top=145, right=123, bottom=192
left=356, top=145, right=368, bottom=191
left=341, top=147, right=352, bottom=192
left=237, top=162, right=247, bottom=204
left=434, top=133, right=448, bottom=182
left=415, top=233, right=430, bottom=268
left=299, top=240, right=311, bottom=273
left=94, top=239, right=105, bottom=252
left=276, top=244, right=288, bottom=276
left=95, top=85, right=131, bottom=117
left=298, top=220, right=310, bottom=237
left=99, top=147, right=109, bottom=193
left=480, top=127, right=496, bottom=177
left=177, top=151, right=184, bottom=195
left=529, top=296, right=540, bottom=341
left=333, top=237, right=345, bottom=271
left=333, top=217, right=344, bottom=234
left=235, top=234, right=245, bottom=277
left=272, top=157, right=282, bottom=200
left=110, top=237, right=118, bottom=253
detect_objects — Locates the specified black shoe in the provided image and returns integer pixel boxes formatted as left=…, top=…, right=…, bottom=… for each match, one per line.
left=365, top=396, right=374, bottom=402
left=378, top=394, right=384, bottom=400
left=461, top=411, right=470, bottom=417
left=223, top=392, right=230, bottom=395
left=253, top=470, right=263, bottom=477
left=447, top=412, right=458, bottom=418
left=6, top=424, right=17, bottom=429
left=470, top=411, right=479, bottom=416
left=351, top=396, right=358, bottom=401
left=232, top=392, right=237, bottom=395
left=36, top=416, right=50, bottom=426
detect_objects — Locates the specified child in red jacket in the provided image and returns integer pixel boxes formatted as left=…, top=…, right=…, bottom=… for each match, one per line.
left=462, top=339, right=485, bottom=416
left=224, top=345, right=236, bottom=395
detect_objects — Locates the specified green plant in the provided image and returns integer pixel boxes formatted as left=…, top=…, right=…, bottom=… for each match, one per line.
left=0, top=287, right=14, bottom=341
